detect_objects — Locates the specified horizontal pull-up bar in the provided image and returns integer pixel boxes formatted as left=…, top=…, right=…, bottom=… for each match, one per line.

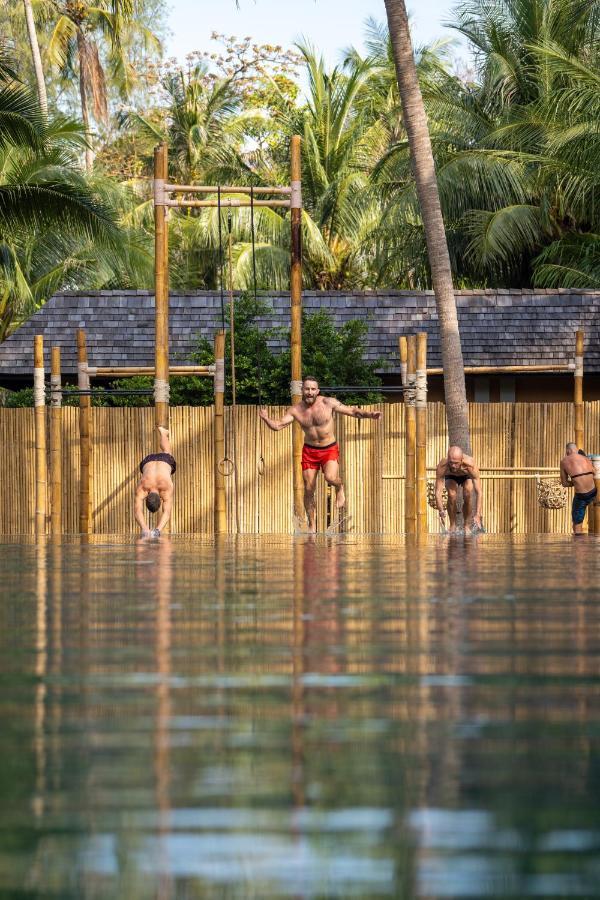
left=427, top=364, right=573, bottom=375
left=165, top=198, right=290, bottom=209
left=383, top=473, right=558, bottom=481
left=46, top=388, right=156, bottom=396
left=85, top=365, right=215, bottom=377
left=165, top=184, right=291, bottom=195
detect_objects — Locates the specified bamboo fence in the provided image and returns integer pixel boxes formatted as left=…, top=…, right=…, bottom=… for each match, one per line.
left=4, top=401, right=600, bottom=535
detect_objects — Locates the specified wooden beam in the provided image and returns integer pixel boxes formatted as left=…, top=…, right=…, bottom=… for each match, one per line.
left=405, top=336, right=417, bottom=535
left=165, top=184, right=291, bottom=195
left=34, top=335, right=47, bottom=537
left=416, top=332, right=428, bottom=535
left=290, top=135, right=304, bottom=521
left=214, top=330, right=227, bottom=535
left=154, top=143, right=169, bottom=433
left=77, top=329, right=91, bottom=534
left=50, top=346, right=62, bottom=536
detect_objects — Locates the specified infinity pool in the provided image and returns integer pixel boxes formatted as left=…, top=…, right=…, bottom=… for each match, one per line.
left=0, top=534, right=599, bottom=898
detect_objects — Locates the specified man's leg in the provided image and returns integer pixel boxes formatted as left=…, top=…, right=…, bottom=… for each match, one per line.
left=157, top=425, right=172, bottom=455
left=303, top=468, right=318, bottom=532
left=572, top=495, right=583, bottom=534
left=462, top=482, right=474, bottom=530
left=446, top=483, right=458, bottom=531
left=323, top=459, right=345, bottom=509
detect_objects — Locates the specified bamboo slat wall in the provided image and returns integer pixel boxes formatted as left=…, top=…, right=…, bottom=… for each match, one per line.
left=2, top=402, right=597, bottom=535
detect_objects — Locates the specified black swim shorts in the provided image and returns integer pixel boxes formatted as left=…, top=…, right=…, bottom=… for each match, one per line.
left=572, top=487, right=597, bottom=525
left=445, top=474, right=472, bottom=487
left=139, top=452, right=177, bottom=475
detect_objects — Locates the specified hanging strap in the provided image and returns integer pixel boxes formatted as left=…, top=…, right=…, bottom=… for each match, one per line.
left=217, top=186, right=225, bottom=330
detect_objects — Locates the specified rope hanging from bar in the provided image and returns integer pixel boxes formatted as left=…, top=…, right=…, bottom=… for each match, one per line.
left=217, top=186, right=225, bottom=331
left=213, top=189, right=236, bottom=492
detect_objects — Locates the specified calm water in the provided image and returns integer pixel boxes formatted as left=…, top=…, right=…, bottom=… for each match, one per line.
left=1, top=534, right=600, bottom=899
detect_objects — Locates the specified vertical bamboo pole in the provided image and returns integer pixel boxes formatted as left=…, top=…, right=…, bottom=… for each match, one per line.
left=214, top=330, right=226, bottom=534
left=50, top=346, right=62, bottom=535
left=154, top=143, right=169, bottom=433
left=405, top=335, right=417, bottom=534
left=416, top=332, right=428, bottom=534
left=290, top=135, right=304, bottom=520
left=34, top=335, right=47, bottom=536
left=398, top=335, right=408, bottom=389
left=77, top=329, right=91, bottom=534
left=574, top=329, right=584, bottom=451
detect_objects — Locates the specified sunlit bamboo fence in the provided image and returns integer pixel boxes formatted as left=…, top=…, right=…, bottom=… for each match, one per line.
left=3, top=401, right=600, bottom=535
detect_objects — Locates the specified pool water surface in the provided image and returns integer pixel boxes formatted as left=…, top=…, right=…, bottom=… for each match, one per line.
left=0, top=534, right=599, bottom=898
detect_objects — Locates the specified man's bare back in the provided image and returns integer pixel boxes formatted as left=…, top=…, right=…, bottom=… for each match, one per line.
left=560, top=448, right=596, bottom=495
left=139, top=458, right=173, bottom=493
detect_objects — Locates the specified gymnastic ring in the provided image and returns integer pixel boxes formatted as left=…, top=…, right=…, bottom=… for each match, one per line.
left=257, top=455, right=265, bottom=477
left=218, top=457, right=234, bottom=477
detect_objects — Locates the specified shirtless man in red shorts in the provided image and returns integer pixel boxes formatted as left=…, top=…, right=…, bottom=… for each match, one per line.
left=259, top=376, right=381, bottom=532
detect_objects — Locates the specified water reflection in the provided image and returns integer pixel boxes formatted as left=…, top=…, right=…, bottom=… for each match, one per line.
left=0, top=535, right=599, bottom=897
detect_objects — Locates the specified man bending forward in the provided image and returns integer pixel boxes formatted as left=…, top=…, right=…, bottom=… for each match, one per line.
left=259, top=375, right=381, bottom=532
left=134, top=426, right=175, bottom=537
left=435, top=445, right=483, bottom=533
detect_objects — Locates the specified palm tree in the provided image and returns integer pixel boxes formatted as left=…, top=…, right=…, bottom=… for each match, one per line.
left=47, top=0, right=160, bottom=171
left=22, top=0, right=48, bottom=115
left=0, top=61, right=145, bottom=340
left=383, top=0, right=470, bottom=449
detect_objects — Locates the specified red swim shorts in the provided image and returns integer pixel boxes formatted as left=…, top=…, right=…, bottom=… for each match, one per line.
left=301, top=441, right=340, bottom=471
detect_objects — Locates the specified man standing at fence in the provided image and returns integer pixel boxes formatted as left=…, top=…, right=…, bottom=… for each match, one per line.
left=134, top=425, right=175, bottom=538
left=560, top=443, right=597, bottom=534
left=434, top=446, right=483, bottom=534
left=259, top=376, right=382, bottom=532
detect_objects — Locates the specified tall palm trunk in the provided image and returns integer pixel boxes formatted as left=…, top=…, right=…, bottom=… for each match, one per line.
left=22, top=0, right=48, bottom=116
left=384, top=0, right=470, bottom=450
left=76, top=30, right=94, bottom=173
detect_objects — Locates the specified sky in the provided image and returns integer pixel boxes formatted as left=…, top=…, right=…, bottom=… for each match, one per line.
left=165, top=0, right=468, bottom=70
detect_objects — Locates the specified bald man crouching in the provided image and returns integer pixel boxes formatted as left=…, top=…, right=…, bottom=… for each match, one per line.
left=435, top=446, right=483, bottom=533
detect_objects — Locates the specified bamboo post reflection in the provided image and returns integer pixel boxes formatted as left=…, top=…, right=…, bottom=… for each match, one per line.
left=292, top=539, right=306, bottom=811
left=404, top=539, right=432, bottom=808
left=33, top=539, right=47, bottom=821
left=155, top=539, right=173, bottom=900
left=136, top=537, right=174, bottom=900
left=50, top=540, right=62, bottom=804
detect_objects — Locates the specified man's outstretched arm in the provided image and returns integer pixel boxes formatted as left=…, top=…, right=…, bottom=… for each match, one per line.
left=134, top=487, right=149, bottom=533
left=329, top=399, right=382, bottom=420
left=560, top=462, right=572, bottom=488
left=434, top=466, right=447, bottom=523
left=156, top=493, right=173, bottom=533
left=470, top=466, right=483, bottom=522
left=259, top=407, right=295, bottom=431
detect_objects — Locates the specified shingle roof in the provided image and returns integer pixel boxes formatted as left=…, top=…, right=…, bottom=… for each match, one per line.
left=1, top=288, right=599, bottom=377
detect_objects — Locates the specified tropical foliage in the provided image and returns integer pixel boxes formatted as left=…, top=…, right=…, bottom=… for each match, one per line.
left=3, top=0, right=600, bottom=348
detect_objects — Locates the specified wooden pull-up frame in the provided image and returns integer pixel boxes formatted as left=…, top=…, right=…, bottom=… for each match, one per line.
left=152, top=137, right=304, bottom=533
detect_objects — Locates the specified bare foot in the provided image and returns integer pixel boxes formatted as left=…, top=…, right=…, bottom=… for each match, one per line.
left=157, top=425, right=169, bottom=437
left=336, top=485, right=346, bottom=509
